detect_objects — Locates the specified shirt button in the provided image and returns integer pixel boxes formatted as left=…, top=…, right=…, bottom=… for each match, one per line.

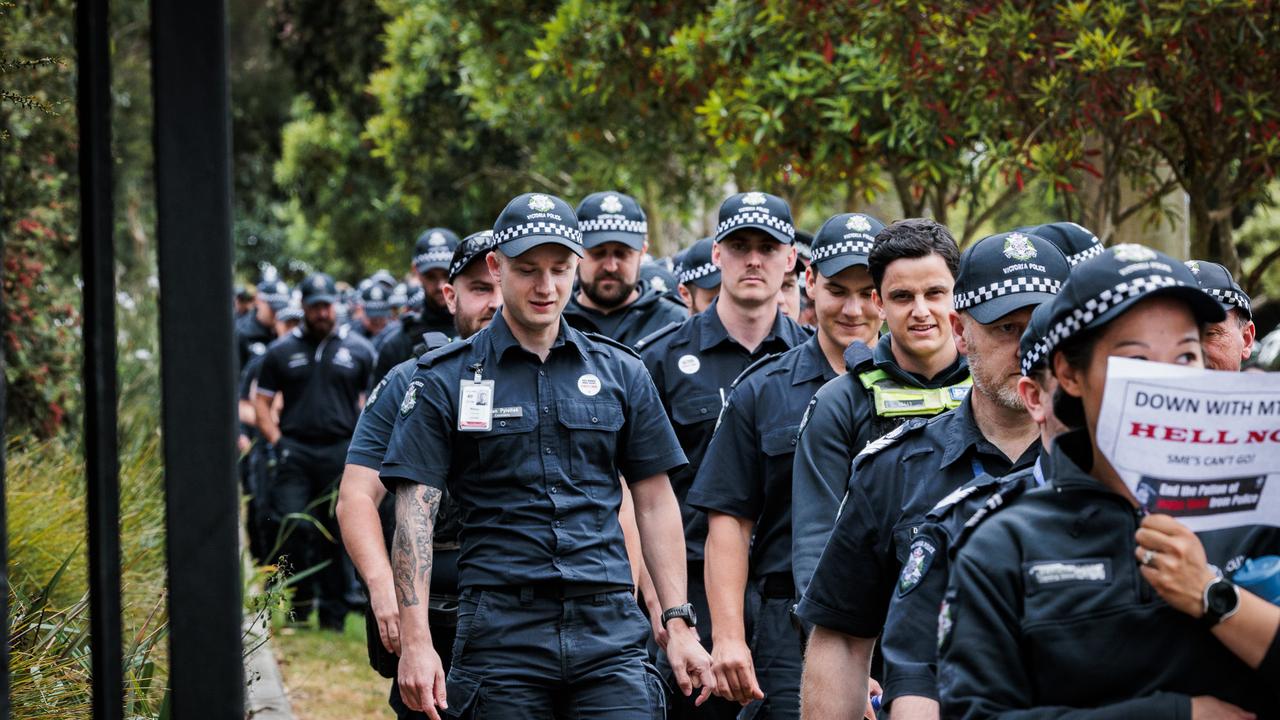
left=499, top=420, right=507, bottom=427
left=555, top=520, right=563, bottom=528
left=591, top=417, right=598, bottom=423
left=538, top=370, right=546, bottom=377
left=551, top=485, right=559, bottom=494
left=543, top=406, right=550, bottom=414
left=699, top=407, right=708, bottom=415
left=545, top=447, right=554, bottom=455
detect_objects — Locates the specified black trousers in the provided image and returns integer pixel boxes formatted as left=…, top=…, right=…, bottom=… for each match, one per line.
left=269, top=437, right=350, bottom=627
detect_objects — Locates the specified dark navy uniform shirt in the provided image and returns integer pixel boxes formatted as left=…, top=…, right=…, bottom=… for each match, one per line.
left=372, top=303, right=454, bottom=382
left=236, top=311, right=276, bottom=370
left=796, top=396, right=1038, bottom=639
left=687, top=334, right=837, bottom=579
left=792, top=334, right=969, bottom=595
left=563, top=280, right=688, bottom=348
left=256, top=325, right=377, bottom=443
left=380, top=312, right=686, bottom=589
left=939, top=429, right=1280, bottom=719
left=638, top=298, right=809, bottom=561
left=880, top=459, right=1043, bottom=706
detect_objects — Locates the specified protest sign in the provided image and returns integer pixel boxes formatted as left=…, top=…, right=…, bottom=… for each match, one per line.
left=1095, top=357, right=1280, bottom=531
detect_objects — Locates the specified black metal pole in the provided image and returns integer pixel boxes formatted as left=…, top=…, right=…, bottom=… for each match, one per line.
left=0, top=88, right=11, bottom=720
left=151, top=0, right=244, bottom=716
left=75, top=1, right=125, bottom=718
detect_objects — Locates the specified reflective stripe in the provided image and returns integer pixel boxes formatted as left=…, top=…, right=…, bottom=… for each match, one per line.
left=859, top=369, right=972, bottom=419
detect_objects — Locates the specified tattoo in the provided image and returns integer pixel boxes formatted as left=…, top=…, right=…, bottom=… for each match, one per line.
left=393, top=483, right=442, bottom=608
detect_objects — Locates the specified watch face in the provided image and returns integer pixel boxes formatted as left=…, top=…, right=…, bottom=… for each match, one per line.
left=1207, top=580, right=1239, bottom=616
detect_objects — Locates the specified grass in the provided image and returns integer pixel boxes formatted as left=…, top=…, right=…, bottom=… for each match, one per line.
left=270, top=613, right=389, bottom=720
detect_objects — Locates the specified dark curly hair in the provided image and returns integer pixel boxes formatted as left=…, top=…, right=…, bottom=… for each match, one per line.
left=868, top=218, right=960, bottom=291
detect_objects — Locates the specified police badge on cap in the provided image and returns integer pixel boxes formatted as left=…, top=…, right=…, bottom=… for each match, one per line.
left=810, top=213, right=886, bottom=277
left=413, top=228, right=461, bottom=273
left=576, top=191, right=647, bottom=250
left=952, top=231, right=1070, bottom=324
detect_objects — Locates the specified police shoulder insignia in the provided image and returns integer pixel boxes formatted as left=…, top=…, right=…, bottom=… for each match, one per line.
left=400, top=379, right=425, bottom=417
left=797, top=395, right=818, bottom=436
left=634, top=321, right=682, bottom=352
left=581, top=330, right=641, bottom=359
left=365, top=374, right=390, bottom=412
left=730, top=352, right=779, bottom=390
left=937, top=592, right=956, bottom=652
left=898, top=536, right=938, bottom=596
left=856, top=417, right=926, bottom=460
left=950, top=480, right=1031, bottom=556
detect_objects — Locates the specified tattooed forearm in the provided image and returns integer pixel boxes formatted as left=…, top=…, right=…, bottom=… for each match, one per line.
left=393, top=482, right=442, bottom=609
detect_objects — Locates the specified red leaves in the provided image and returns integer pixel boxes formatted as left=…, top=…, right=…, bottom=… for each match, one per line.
left=1213, top=89, right=1223, bottom=114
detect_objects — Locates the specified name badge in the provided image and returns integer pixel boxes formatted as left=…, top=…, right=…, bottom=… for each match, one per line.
left=458, top=380, right=495, bottom=432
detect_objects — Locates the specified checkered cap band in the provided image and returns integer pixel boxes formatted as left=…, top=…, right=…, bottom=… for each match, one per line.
left=449, top=233, right=496, bottom=278
left=362, top=298, right=392, bottom=312
left=954, top=276, right=1063, bottom=311
left=494, top=221, right=583, bottom=247
left=1067, top=243, right=1105, bottom=267
left=679, top=262, right=718, bottom=285
left=414, top=249, right=454, bottom=268
left=1206, top=287, right=1251, bottom=314
left=1021, top=275, right=1184, bottom=375
left=812, top=239, right=874, bottom=262
left=716, top=211, right=795, bottom=241
left=259, top=290, right=289, bottom=305
left=580, top=217, right=647, bottom=235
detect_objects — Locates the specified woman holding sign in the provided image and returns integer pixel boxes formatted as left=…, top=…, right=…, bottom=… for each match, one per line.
left=937, top=244, right=1280, bottom=719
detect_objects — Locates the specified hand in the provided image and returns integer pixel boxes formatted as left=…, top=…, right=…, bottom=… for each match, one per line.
left=709, top=637, right=763, bottom=705
left=398, top=639, right=447, bottom=719
left=663, top=622, right=716, bottom=706
left=647, top=601, right=670, bottom=650
left=1191, top=695, right=1256, bottom=719
left=238, top=434, right=252, bottom=455
left=1135, top=514, right=1218, bottom=617
left=866, top=677, right=883, bottom=719
left=368, top=579, right=402, bottom=655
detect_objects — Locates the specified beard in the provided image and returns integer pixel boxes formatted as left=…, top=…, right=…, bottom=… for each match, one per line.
left=454, top=309, right=495, bottom=341
left=966, top=342, right=1023, bottom=411
left=581, top=273, right=637, bottom=310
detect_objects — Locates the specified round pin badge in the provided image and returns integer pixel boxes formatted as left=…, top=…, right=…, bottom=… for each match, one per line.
left=678, top=354, right=701, bottom=375
left=577, top=374, right=602, bottom=396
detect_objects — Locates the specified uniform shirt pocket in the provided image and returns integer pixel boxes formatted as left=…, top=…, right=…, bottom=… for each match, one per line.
left=557, top=398, right=624, bottom=480
left=670, top=392, right=722, bottom=427
left=470, top=407, right=536, bottom=482
left=761, top=425, right=800, bottom=457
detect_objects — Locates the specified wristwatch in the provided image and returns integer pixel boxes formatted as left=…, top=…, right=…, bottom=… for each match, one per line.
left=1201, top=576, right=1241, bottom=627
left=661, top=603, right=698, bottom=629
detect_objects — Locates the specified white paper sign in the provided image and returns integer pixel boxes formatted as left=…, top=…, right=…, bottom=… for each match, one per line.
left=1095, top=357, right=1280, bottom=531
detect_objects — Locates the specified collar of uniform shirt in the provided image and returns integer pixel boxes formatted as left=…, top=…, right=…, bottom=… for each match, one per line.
left=873, top=331, right=969, bottom=387
left=696, top=296, right=791, bottom=352
left=937, top=394, right=1039, bottom=470
left=487, top=311, right=591, bottom=362
left=1043, top=428, right=1114, bottom=493
left=791, top=334, right=840, bottom=386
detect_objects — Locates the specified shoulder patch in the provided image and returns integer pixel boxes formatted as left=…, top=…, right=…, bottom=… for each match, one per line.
left=634, top=321, right=683, bottom=352
left=729, top=352, right=781, bottom=390
left=581, top=330, right=642, bottom=359
left=364, top=374, right=391, bottom=413
left=898, top=536, right=938, bottom=596
left=855, top=416, right=927, bottom=462
left=417, top=338, right=469, bottom=369
left=399, top=379, right=425, bottom=417
left=949, top=480, right=1031, bottom=558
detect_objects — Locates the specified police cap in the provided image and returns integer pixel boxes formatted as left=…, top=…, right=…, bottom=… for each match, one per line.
left=1019, top=300, right=1057, bottom=376
left=413, top=228, right=461, bottom=274
left=576, top=191, right=647, bottom=250
left=256, top=279, right=291, bottom=311
left=1186, top=260, right=1251, bottom=320
left=678, top=237, right=721, bottom=289
left=1016, top=221, right=1103, bottom=267
left=493, top=193, right=583, bottom=258
left=714, top=191, right=795, bottom=245
left=449, top=230, right=496, bottom=281
left=300, top=273, right=338, bottom=307
left=360, top=283, right=393, bottom=318
left=810, top=213, right=886, bottom=278
left=954, top=231, right=1070, bottom=324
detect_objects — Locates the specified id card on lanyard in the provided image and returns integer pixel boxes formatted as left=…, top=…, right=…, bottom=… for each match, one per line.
left=458, top=362, right=494, bottom=432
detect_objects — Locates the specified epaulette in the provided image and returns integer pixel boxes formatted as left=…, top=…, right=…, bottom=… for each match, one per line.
left=416, top=338, right=470, bottom=369
left=410, top=331, right=452, bottom=357
left=843, top=340, right=874, bottom=372
left=729, top=352, right=782, bottom=390
left=854, top=416, right=928, bottom=466
left=948, top=479, right=1031, bottom=558
left=926, top=474, right=1002, bottom=521
left=582, top=331, right=642, bottom=359
left=634, top=321, right=683, bottom=351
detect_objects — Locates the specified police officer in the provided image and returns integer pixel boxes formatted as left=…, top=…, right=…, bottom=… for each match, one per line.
left=381, top=192, right=714, bottom=720
left=791, top=218, right=971, bottom=598
left=937, top=245, right=1279, bottom=717
left=255, top=272, right=377, bottom=630
left=796, top=230, right=1070, bottom=720
left=374, top=228, right=461, bottom=381
left=675, top=237, right=721, bottom=316
left=879, top=298, right=1066, bottom=719
left=1187, top=260, right=1256, bottom=371
left=1016, top=220, right=1104, bottom=267
left=352, top=282, right=395, bottom=341
left=638, top=191, right=809, bottom=720
left=687, top=213, right=891, bottom=718
left=563, top=191, right=687, bottom=347
left=338, top=231, right=502, bottom=719
left=237, top=276, right=291, bottom=368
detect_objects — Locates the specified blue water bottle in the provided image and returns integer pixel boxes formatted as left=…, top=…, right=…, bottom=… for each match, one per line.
left=1234, top=556, right=1280, bottom=605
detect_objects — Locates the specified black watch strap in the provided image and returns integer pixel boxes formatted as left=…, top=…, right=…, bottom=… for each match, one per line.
left=661, top=603, right=697, bottom=629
